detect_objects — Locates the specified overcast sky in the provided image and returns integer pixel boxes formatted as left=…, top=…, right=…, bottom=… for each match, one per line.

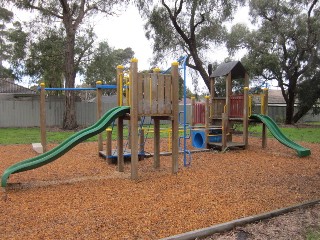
left=13, top=4, right=251, bottom=91
left=93, top=5, right=251, bottom=92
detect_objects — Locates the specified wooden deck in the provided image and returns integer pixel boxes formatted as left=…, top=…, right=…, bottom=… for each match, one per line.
left=99, top=149, right=211, bottom=162
left=208, top=141, right=246, bottom=150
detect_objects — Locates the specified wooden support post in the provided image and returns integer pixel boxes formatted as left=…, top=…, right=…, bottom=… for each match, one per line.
left=210, top=77, right=215, bottom=120
left=116, top=65, right=124, bottom=106
left=243, top=87, right=249, bottom=148
left=262, top=88, right=269, bottom=148
left=130, top=58, right=139, bottom=179
left=153, top=118, right=160, bottom=169
left=106, top=128, right=112, bottom=164
left=117, top=117, right=124, bottom=172
left=191, top=97, right=195, bottom=127
left=222, top=112, right=228, bottom=150
left=205, top=95, right=210, bottom=147
left=40, top=83, right=47, bottom=153
left=96, top=81, right=103, bottom=152
left=139, top=128, right=145, bottom=161
left=225, top=73, right=232, bottom=142
left=171, top=62, right=179, bottom=173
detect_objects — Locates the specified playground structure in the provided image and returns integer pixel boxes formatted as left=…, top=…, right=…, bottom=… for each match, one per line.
left=100, top=59, right=180, bottom=178
left=190, top=61, right=250, bottom=150
left=190, top=61, right=310, bottom=157
left=1, top=58, right=180, bottom=187
left=1, top=58, right=311, bottom=188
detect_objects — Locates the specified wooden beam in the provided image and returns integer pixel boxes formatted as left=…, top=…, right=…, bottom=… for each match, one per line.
left=205, top=95, right=210, bottom=147
left=117, top=116, right=124, bottom=171
left=130, top=58, right=139, bottom=179
left=40, top=83, right=47, bottom=153
left=243, top=87, right=249, bottom=148
left=106, top=128, right=112, bottom=164
left=262, top=88, right=269, bottom=148
left=139, top=128, right=145, bottom=161
left=171, top=62, right=179, bottom=173
left=116, top=65, right=124, bottom=106
left=153, top=118, right=160, bottom=169
left=96, top=81, right=103, bottom=152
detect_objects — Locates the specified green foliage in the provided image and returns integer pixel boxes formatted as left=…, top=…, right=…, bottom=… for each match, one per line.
left=2, top=0, right=128, bottom=129
left=306, top=228, right=320, bottom=240
left=84, top=41, right=134, bottom=86
left=294, top=67, right=320, bottom=122
left=226, top=0, right=320, bottom=124
left=25, top=27, right=65, bottom=89
left=0, top=7, right=27, bottom=80
left=139, top=0, right=244, bottom=91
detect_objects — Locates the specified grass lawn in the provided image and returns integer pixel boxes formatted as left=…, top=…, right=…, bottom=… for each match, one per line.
left=1, top=122, right=319, bottom=145
left=0, top=125, right=185, bottom=145
left=244, top=124, right=320, bottom=143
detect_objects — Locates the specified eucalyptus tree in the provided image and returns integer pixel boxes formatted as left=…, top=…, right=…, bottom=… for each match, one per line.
left=2, top=0, right=126, bottom=129
left=0, top=7, right=27, bottom=79
left=227, top=0, right=320, bottom=124
left=137, top=0, right=244, bottom=91
left=84, top=41, right=134, bottom=86
left=25, top=27, right=65, bottom=91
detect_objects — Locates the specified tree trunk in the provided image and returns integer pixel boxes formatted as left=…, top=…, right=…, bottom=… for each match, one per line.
left=62, top=23, right=77, bottom=129
left=293, top=106, right=310, bottom=123
left=284, top=79, right=297, bottom=124
left=188, top=46, right=210, bottom=91
left=285, top=100, right=295, bottom=124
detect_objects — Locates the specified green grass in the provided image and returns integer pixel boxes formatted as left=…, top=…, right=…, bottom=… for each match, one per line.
left=242, top=124, right=320, bottom=143
left=304, top=121, right=320, bottom=126
left=306, top=228, right=320, bottom=240
left=0, top=122, right=318, bottom=145
left=0, top=124, right=186, bottom=145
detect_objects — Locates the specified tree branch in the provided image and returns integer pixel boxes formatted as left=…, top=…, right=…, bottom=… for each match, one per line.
left=25, top=1, right=63, bottom=19
left=174, top=0, right=183, bottom=17
left=59, top=0, right=69, bottom=12
left=73, top=0, right=86, bottom=29
left=161, top=0, right=190, bottom=44
left=75, top=39, right=94, bottom=69
left=194, top=13, right=205, bottom=31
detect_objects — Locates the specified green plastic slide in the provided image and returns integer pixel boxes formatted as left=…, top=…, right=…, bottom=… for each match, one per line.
left=249, top=114, right=311, bottom=157
left=1, top=106, right=130, bottom=187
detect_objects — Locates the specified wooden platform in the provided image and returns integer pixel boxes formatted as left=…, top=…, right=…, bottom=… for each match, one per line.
left=99, top=150, right=152, bottom=159
left=208, top=141, right=246, bottom=150
left=99, top=149, right=211, bottom=163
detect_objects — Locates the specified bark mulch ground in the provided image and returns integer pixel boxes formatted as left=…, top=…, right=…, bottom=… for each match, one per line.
left=1, top=136, right=319, bottom=239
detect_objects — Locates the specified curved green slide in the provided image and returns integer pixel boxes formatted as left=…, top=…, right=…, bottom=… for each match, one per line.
left=1, top=106, right=130, bottom=187
left=249, top=114, right=311, bottom=157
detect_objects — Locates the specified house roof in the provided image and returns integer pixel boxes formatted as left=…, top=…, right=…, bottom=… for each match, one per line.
left=252, top=89, right=287, bottom=104
left=210, top=61, right=247, bottom=79
left=268, top=89, right=286, bottom=104
left=0, top=78, right=37, bottom=94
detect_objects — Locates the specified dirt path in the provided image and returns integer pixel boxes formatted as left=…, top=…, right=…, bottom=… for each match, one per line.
left=203, top=203, right=320, bottom=240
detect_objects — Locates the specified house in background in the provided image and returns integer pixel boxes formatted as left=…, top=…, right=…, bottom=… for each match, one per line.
left=0, top=78, right=38, bottom=100
left=253, top=89, right=320, bottom=123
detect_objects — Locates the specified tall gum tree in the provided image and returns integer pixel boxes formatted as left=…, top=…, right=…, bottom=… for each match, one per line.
left=3, top=0, right=125, bottom=129
left=137, top=0, right=244, bottom=91
left=0, top=7, right=27, bottom=79
left=227, top=0, right=320, bottom=124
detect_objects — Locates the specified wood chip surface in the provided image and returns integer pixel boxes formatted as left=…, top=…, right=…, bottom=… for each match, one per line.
left=1, top=136, right=319, bottom=239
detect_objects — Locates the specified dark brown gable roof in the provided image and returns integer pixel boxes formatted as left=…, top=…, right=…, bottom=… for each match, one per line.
left=210, top=61, right=247, bottom=79
left=0, top=78, right=36, bottom=94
